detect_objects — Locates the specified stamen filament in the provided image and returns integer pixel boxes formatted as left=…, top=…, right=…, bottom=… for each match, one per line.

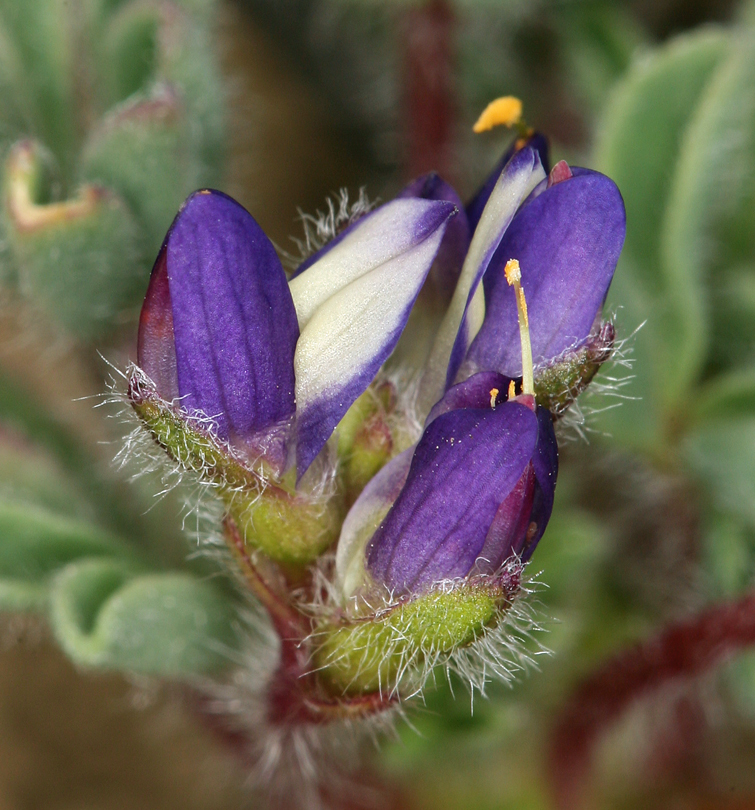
left=504, top=259, right=534, bottom=396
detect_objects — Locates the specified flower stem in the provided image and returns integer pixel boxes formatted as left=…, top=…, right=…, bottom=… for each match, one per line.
left=222, top=517, right=394, bottom=726
left=549, top=591, right=755, bottom=809
left=401, top=0, right=457, bottom=181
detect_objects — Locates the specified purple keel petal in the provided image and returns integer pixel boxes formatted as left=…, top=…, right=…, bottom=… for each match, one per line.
left=138, top=246, right=179, bottom=401
left=294, top=200, right=456, bottom=478
left=521, top=406, right=558, bottom=562
left=165, top=190, right=299, bottom=457
left=467, top=169, right=626, bottom=377
left=366, top=402, right=538, bottom=595
left=475, top=462, right=535, bottom=572
left=466, top=133, right=550, bottom=232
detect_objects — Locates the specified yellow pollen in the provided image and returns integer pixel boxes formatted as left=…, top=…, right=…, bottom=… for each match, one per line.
left=507, top=380, right=516, bottom=400
left=490, top=388, right=499, bottom=409
left=504, top=258, right=521, bottom=285
left=473, top=96, right=523, bottom=133
left=505, top=258, right=534, bottom=397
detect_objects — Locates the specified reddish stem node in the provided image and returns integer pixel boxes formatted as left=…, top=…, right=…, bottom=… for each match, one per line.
left=221, top=517, right=394, bottom=729
left=549, top=591, right=755, bottom=810
left=402, top=0, right=457, bottom=182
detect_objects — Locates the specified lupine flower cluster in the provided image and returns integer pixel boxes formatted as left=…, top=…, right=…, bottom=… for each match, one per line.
left=128, top=102, right=625, bottom=723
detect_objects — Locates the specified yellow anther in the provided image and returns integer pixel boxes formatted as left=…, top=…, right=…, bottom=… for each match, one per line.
left=504, top=258, right=521, bottom=285
left=490, top=388, right=499, bottom=409
left=507, top=380, right=516, bottom=400
left=505, top=258, right=534, bottom=397
left=473, top=96, right=523, bottom=133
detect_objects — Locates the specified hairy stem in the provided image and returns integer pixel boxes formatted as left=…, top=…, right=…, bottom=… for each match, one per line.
left=222, top=518, right=393, bottom=727
left=550, top=591, right=755, bottom=810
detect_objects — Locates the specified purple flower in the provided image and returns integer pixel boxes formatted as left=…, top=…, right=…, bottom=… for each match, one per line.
left=137, top=188, right=457, bottom=477
left=336, top=374, right=557, bottom=598
left=336, top=144, right=624, bottom=600
left=462, top=165, right=626, bottom=381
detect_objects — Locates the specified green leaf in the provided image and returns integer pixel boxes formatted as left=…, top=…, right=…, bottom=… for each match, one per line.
left=3, top=140, right=143, bottom=339
left=683, top=418, right=755, bottom=528
left=692, top=364, right=755, bottom=422
left=0, top=500, right=129, bottom=611
left=101, top=1, right=159, bottom=106
left=593, top=28, right=728, bottom=447
left=671, top=29, right=755, bottom=376
left=80, top=85, right=197, bottom=259
left=701, top=510, right=755, bottom=597
left=0, top=0, right=85, bottom=183
left=49, top=559, right=239, bottom=676
left=555, top=1, right=645, bottom=116
left=155, top=4, right=224, bottom=181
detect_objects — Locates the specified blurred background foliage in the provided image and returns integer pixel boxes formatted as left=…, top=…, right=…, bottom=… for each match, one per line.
left=1, top=0, right=755, bottom=808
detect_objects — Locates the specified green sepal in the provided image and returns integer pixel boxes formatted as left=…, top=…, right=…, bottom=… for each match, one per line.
left=534, top=322, right=614, bottom=417
left=49, top=558, right=238, bottom=676
left=229, top=485, right=342, bottom=568
left=342, top=415, right=393, bottom=503
left=3, top=140, right=142, bottom=338
left=315, top=574, right=518, bottom=695
left=336, top=383, right=397, bottom=504
left=129, top=368, right=342, bottom=566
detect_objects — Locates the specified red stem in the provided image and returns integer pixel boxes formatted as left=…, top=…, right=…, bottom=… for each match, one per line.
left=221, top=517, right=393, bottom=728
left=401, top=0, right=457, bottom=182
left=549, top=591, right=755, bottom=810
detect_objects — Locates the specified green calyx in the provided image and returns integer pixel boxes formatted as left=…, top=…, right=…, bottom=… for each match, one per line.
left=336, top=381, right=412, bottom=504
left=534, top=322, right=615, bottom=417
left=315, top=577, right=516, bottom=695
left=128, top=369, right=341, bottom=566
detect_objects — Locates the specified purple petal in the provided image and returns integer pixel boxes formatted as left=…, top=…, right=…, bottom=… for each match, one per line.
left=398, top=173, right=471, bottom=301
left=426, top=370, right=513, bottom=425
left=366, top=402, right=538, bottom=595
left=444, top=147, right=545, bottom=389
left=466, top=169, right=626, bottom=377
left=418, top=148, right=545, bottom=416
left=474, top=462, right=535, bottom=573
left=336, top=447, right=414, bottom=598
left=165, top=190, right=299, bottom=456
left=466, top=133, right=550, bottom=232
left=520, top=406, right=558, bottom=562
left=294, top=200, right=456, bottom=478
left=138, top=246, right=178, bottom=400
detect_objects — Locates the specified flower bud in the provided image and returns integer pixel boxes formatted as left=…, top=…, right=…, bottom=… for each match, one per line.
left=133, top=188, right=455, bottom=565
left=461, top=166, right=625, bottom=396
left=318, top=375, right=558, bottom=694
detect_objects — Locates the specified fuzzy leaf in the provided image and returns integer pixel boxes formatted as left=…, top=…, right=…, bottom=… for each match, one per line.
left=3, top=141, right=143, bottom=339
left=80, top=86, right=199, bottom=260
left=0, top=501, right=129, bottom=612
left=593, top=28, right=728, bottom=448
left=683, top=419, right=755, bottom=529
left=49, top=559, right=238, bottom=676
